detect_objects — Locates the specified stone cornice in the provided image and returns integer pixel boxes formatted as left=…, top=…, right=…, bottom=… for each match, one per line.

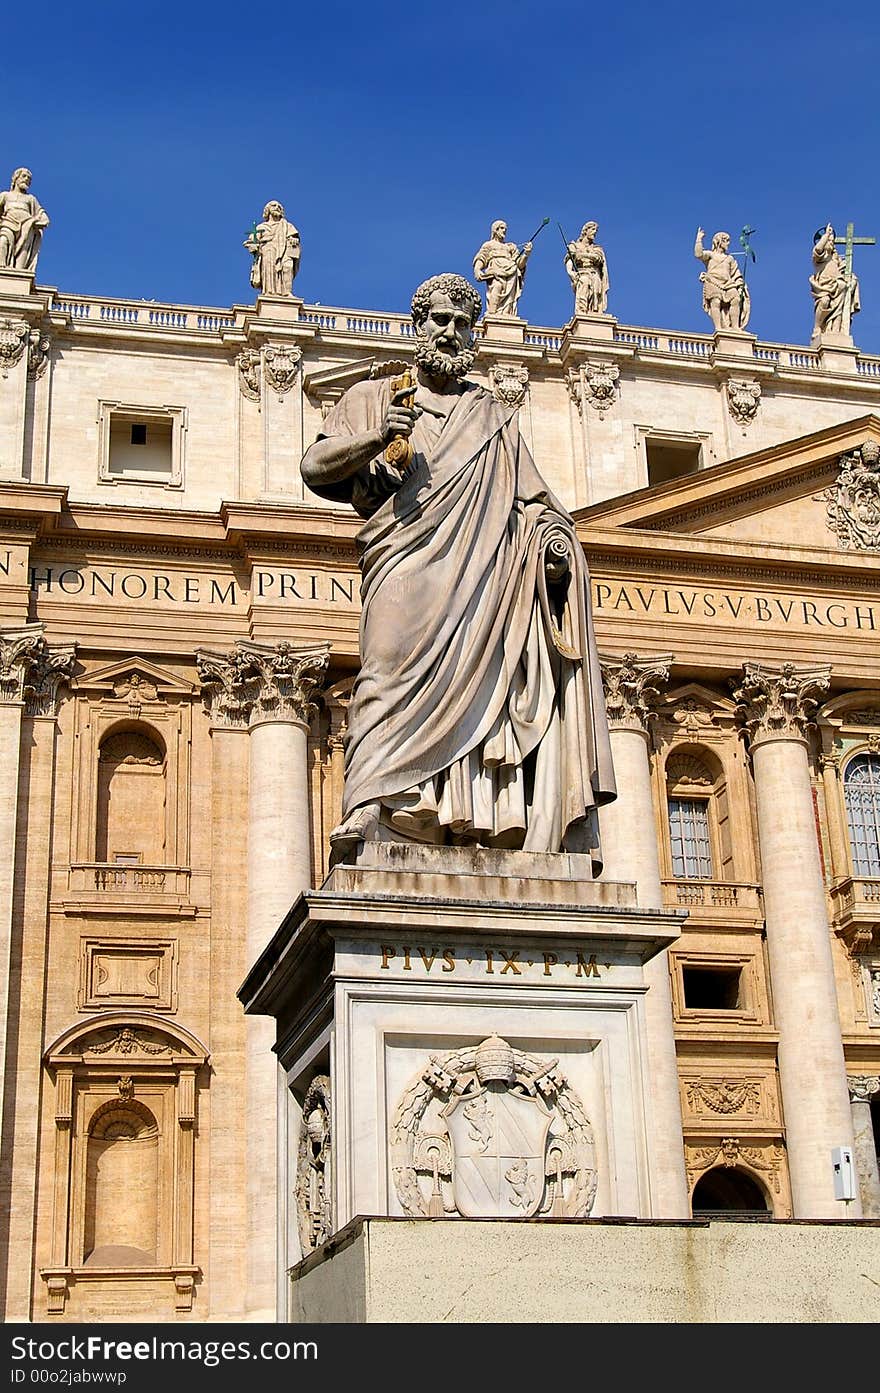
left=195, top=640, right=329, bottom=729
left=599, top=652, right=673, bottom=732
left=731, top=661, right=831, bottom=746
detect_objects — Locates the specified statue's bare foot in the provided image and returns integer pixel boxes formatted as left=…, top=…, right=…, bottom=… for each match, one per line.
left=329, top=801, right=381, bottom=865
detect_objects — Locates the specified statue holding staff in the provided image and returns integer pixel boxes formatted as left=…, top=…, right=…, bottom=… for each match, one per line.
left=473, top=218, right=548, bottom=317
left=300, top=271, right=616, bottom=865
left=693, top=227, right=750, bottom=331
left=563, top=220, right=609, bottom=315
left=810, top=223, right=861, bottom=338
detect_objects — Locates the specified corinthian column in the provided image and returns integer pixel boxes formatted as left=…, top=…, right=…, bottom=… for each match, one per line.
left=733, top=661, right=859, bottom=1217
left=197, top=640, right=329, bottom=1321
left=599, top=652, right=689, bottom=1218
left=848, top=1076, right=880, bottom=1217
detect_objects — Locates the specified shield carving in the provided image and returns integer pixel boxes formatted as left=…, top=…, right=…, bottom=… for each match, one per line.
left=444, top=1082, right=551, bottom=1218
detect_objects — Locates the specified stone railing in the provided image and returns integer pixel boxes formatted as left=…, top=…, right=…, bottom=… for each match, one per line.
left=52, top=294, right=235, bottom=332
left=67, top=863, right=191, bottom=897
left=662, top=879, right=763, bottom=914
left=45, top=290, right=880, bottom=376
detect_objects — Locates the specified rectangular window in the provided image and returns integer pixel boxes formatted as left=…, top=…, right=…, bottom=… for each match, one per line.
left=97, top=401, right=186, bottom=488
left=669, top=797, right=713, bottom=878
left=646, top=439, right=702, bottom=487
left=682, top=965, right=742, bottom=1010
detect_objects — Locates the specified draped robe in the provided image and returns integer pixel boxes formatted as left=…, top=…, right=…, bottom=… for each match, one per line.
left=316, top=377, right=616, bottom=867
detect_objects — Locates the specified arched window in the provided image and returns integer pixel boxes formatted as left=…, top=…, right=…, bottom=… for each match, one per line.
left=843, top=753, right=880, bottom=877
left=665, top=750, right=732, bottom=880
left=95, top=728, right=166, bottom=864
left=691, top=1166, right=770, bottom=1218
left=84, top=1100, right=159, bottom=1266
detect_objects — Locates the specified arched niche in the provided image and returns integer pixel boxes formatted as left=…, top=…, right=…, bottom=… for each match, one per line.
left=95, top=723, right=167, bottom=864
left=41, top=1014, right=208, bottom=1316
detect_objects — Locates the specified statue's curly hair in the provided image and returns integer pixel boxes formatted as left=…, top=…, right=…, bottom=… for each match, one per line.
left=411, top=274, right=482, bottom=329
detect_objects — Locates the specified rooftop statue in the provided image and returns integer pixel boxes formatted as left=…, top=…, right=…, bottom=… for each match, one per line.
left=810, top=223, right=860, bottom=339
left=472, top=219, right=533, bottom=317
left=0, top=168, right=50, bottom=273
left=300, top=272, right=616, bottom=867
left=564, top=221, right=609, bottom=315
left=693, top=227, right=750, bottom=331
left=244, top=200, right=301, bottom=297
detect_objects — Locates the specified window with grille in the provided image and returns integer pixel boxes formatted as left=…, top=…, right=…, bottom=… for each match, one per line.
left=844, top=753, right=880, bottom=877
left=668, top=796, right=713, bottom=878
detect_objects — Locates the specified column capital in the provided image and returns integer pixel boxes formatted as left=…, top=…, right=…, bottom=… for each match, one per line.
left=732, top=661, right=831, bottom=747
left=848, top=1075, right=880, bottom=1103
left=196, top=641, right=330, bottom=730
left=599, top=652, right=673, bottom=733
left=0, top=625, right=76, bottom=714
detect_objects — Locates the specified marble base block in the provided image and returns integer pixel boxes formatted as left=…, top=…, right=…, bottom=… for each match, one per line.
left=240, top=845, right=685, bottom=1250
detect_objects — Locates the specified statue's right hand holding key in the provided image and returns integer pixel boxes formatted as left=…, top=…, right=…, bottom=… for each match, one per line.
left=380, top=384, right=419, bottom=445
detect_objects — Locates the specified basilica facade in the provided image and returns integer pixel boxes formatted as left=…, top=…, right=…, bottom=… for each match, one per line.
left=1, top=241, right=879, bottom=1321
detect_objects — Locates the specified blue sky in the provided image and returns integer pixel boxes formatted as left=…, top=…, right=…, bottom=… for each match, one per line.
left=5, top=0, right=880, bottom=350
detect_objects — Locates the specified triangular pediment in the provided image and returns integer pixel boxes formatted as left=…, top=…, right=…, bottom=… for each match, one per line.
left=72, top=656, right=195, bottom=696
left=576, top=415, right=880, bottom=555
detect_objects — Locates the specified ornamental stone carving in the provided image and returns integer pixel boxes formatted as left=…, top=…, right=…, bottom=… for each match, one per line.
left=725, top=377, right=761, bottom=427
left=236, top=348, right=261, bottom=404
left=0, top=628, right=45, bottom=704
left=23, top=642, right=77, bottom=717
left=390, top=1035, right=597, bottom=1220
left=263, top=343, right=302, bottom=396
left=848, top=1075, right=880, bottom=1103
left=488, top=362, right=529, bottom=409
left=732, top=661, right=831, bottom=746
left=86, top=1027, right=171, bottom=1056
left=196, top=640, right=329, bottom=729
left=28, top=328, right=51, bottom=380
left=295, top=1075, right=332, bottom=1255
left=600, top=652, right=673, bottom=733
left=818, top=441, right=880, bottom=551
left=0, top=318, right=28, bottom=378
left=685, top=1137, right=787, bottom=1197
left=685, top=1080, right=762, bottom=1116
left=582, top=361, right=620, bottom=416
left=0, top=628, right=74, bottom=714
left=871, top=967, right=880, bottom=1019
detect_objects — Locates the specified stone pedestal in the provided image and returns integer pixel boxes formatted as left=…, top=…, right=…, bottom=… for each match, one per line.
left=711, top=328, right=757, bottom=360
left=813, top=330, right=859, bottom=374
left=480, top=315, right=526, bottom=346
left=563, top=313, right=618, bottom=344
left=240, top=843, right=684, bottom=1256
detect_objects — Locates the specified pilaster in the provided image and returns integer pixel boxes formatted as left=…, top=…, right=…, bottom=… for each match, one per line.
left=733, top=661, right=858, bottom=1216
left=0, top=628, right=75, bottom=1318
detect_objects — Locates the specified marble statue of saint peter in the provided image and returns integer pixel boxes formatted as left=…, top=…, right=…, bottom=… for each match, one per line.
left=300, top=273, right=616, bottom=867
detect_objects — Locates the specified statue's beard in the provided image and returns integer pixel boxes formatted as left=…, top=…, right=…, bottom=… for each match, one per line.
left=414, top=338, right=475, bottom=380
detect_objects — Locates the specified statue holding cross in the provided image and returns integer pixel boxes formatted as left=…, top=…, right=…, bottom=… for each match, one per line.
left=810, top=221, right=875, bottom=342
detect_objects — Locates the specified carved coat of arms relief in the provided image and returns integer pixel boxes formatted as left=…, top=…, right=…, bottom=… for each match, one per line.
left=390, top=1034, right=597, bottom=1221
